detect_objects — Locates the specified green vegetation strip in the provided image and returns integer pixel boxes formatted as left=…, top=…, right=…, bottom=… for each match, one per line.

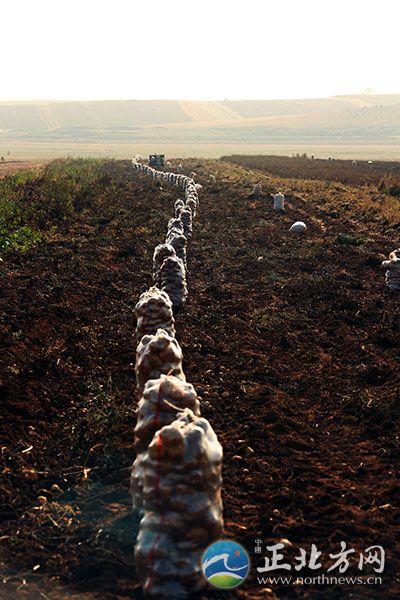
left=0, top=158, right=108, bottom=254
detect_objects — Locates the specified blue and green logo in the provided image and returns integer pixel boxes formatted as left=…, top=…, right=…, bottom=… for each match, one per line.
left=202, top=539, right=250, bottom=589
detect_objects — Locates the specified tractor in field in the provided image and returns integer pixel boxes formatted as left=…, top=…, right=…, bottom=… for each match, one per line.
left=149, top=154, right=165, bottom=168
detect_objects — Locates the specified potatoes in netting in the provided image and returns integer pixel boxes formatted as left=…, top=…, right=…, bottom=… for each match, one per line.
left=135, top=287, right=176, bottom=341
left=135, top=329, right=185, bottom=396
left=131, top=376, right=200, bottom=512
left=152, top=244, right=177, bottom=287
left=135, top=409, right=223, bottom=599
left=160, top=256, right=188, bottom=310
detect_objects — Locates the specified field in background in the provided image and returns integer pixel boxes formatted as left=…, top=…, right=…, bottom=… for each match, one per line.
left=2, top=95, right=400, bottom=131
left=2, top=140, right=400, bottom=161
left=223, top=154, right=400, bottom=195
left=1, top=94, right=400, bottom=160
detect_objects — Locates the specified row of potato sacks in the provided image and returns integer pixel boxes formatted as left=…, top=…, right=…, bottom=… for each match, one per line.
left=131, top=159, right=224, bottom=599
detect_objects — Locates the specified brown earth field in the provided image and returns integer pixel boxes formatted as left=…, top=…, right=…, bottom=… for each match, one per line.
left=223, top=155, right=400, bottom=195
left=0, top=160, right=45, bottom=178
left=1, top=158, right=400, bottom=599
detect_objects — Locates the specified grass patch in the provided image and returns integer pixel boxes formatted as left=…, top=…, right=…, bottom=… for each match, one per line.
left=0, top=158, right=108, bottom=255
left=337, top=233, right=368, bottom=247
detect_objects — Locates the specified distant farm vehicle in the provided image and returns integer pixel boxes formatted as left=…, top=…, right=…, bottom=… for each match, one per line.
left=149, top=154, right=165, bottom=168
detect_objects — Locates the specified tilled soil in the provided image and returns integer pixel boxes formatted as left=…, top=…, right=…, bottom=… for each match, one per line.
left=0, top=161, right=44, bottom=178
left=1, top=159, right=399, bottom=599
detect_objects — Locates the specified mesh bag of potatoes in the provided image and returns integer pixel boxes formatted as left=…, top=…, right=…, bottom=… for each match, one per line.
left=273, top=192, right=285, bottom=211
left=185, top=179, right=196, bottom=194
left=249, top=182, right=262, bottom=197
left=185, top=192, right=199, bottom=209
left=152, top=244, right=177, bottom=287
left=131, top=376, right=200, bottom=511
left=167, top=217, right=184, bottom=235
left=179, top=208, right=193, bottom=239
left=382, top=249, right=400, bottom=291
left=179, top=175, right=189, bottom=189
left=135, top=329, right=185, bottom=396
left=135, top=287, right=176, bottom=341
left=135, top=408, right=223, bottom=599
left=174, top=199, right=185, bottom=218
left=160, top=256, right=188, bottom=310
left=165, top=232, right=187, bottom=268
left=185, top=197, right=197, bottom=218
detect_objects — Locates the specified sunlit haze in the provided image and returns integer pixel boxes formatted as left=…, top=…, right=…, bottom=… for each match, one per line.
left=1, top=0, right=399, bottom=101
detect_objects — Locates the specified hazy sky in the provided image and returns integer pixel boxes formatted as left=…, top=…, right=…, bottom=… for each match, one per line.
left=1, top=0, right=399, bottom=101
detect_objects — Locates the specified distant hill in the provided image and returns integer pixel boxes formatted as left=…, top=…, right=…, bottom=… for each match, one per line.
left=1, top=95, right=400, bottom=146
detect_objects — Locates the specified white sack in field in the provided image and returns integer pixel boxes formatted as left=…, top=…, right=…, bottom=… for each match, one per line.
left=289, top=221, right=307, bottom=233
left=382, top=249, right=400, bottom=291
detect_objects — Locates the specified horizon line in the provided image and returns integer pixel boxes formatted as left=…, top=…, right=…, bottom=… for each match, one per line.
left=1, top=92, right=400, bottom=104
